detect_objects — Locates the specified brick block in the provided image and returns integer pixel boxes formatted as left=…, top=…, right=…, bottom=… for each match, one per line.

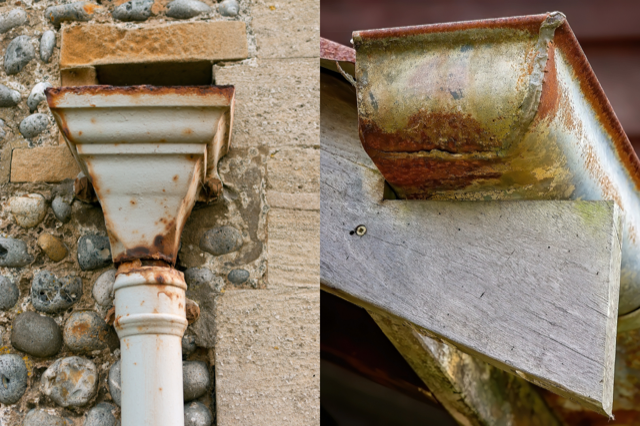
left=214, top=58, right=319, bottom=148
left=267, top=146, right=319, bottom=194
left=61, top=22, right=248, bottom=68
left=253, top=0, right=319, bottom=59
left=267, top=208, right=319, bottom=287
left=11, top=145, right=80, bottom=182
left=215, top=288, right=319, bottom=426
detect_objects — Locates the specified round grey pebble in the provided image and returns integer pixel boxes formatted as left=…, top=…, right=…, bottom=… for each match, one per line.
left=184, top=401, right=212, bottom=426
left=0, top=276, right=19, bottom=310
left=0, top=84, right=21, bottom=107
left=41, top=356, right=98, bottom=407
left=0, top=118, right=6, bottom=140
left=218, top=0, right=239, bottom=16
left=0, top=354, right=27, bottom=404
left=52, top=195, right=72, bottom=223
left=9, top=194, right=46, bottom=228
left=11, top=311, right=63, bottom=357
left=19, top=113, right=49, bottom=138
left=0, top=9, right=28, bottom=35
left=166, top=0, right=211, bottom=19
left=184, top=267, right=214, bottom=288
left=44, top=3, right=94, bottom=27
left=227, top=269, right=249, bottom=284
left=32, top=271, right=83, bottom=314
left=23, top=409, right=72, bottom=426
left=112, top=0, right=153, bottom=21
left=93, top=268, right=116, bottom=307
left=0, top=237, right=33, bottom=267
left=183, top=361, right=210, bottom=401
left=40, top=30, right=56, bottom=63
left=64, top=311, right=112, bottom=353
left=5, top=35, right=35, bottom=75
left=85, top=402, right=120, bottom=426
left=199, top=226, right=242, bottom=256
left=27, top=82, right=53, bottom=113
left=108, top=360, right=121, bottom=407
left=182, top=334, right=197, bottom=356
left=78, top=234, right=113, bottom=271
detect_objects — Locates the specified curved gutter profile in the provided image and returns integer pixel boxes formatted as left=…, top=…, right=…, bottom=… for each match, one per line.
left=344, top=13, right=640, bottom=329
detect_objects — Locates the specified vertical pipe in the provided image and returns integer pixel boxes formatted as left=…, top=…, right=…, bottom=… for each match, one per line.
left=113, top=266, right=188, bottom=426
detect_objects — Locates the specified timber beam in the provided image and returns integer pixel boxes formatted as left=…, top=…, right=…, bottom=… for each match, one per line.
left=320, top=72, right=622, bottom=417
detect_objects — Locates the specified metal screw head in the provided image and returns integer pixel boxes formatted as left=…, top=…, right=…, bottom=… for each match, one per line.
left=355, top=225, right=367, bottom=236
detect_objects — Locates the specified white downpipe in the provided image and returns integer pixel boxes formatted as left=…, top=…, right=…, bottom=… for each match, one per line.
left=113, top=266, right=188, bottom=426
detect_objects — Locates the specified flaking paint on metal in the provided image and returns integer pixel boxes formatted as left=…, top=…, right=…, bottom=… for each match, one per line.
left=347, top=13, right=640, bottom=319
left=46, top=85, right=233, bottom=265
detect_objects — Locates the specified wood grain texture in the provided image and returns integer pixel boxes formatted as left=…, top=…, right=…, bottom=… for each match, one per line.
left=371, top=312, right=562, bottom=426
left=320, top=72, right=622, bottom=416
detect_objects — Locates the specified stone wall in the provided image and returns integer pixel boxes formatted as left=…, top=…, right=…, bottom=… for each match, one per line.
left=0, top=0, right=319, bottom=423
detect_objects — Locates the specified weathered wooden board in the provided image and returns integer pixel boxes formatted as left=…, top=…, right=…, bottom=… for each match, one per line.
left=320, top=72, right=622, bottom=416
left=371, top=312, right=562, bottom=426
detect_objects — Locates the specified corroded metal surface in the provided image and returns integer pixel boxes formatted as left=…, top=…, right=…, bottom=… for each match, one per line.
left=320, top=38, right=356, bottom=63
left=46, top=85, right=235, bottom=265
left=350, top=14, right=640, bottom=320
left=113, top=264, right=187, bottom=426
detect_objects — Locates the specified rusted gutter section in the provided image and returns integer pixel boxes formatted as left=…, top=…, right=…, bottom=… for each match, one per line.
left=47, top=85, right=235, bottom=426
left=349, top=14, right=640, bottom=326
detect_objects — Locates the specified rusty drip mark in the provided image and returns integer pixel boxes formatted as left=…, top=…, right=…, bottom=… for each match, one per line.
left=370, top=150, right=503, bottom=196
left=46, top=85, right=236, bottom=105
left=360, top=111, right=500, bottom=154
left=114, top=315, right=122, bottom=330
left=352, top=14, right=548, bottom=46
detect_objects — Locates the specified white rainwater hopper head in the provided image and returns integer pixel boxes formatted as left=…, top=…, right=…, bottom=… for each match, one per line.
left=46, top=85, right=235, bottom=426
left=46, top=85, right=235, bottom=265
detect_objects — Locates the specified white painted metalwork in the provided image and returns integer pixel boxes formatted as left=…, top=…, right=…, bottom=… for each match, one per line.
left=46, top=86, right=235, bottom=426
left=114, top=267, right=188, bottom=426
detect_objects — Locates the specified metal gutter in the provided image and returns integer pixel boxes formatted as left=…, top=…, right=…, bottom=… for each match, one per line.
left=322, top=12, right=640, bottom=328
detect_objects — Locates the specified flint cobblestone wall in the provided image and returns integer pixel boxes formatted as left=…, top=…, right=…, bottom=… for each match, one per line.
left=0, top=0, right=319, bottom=423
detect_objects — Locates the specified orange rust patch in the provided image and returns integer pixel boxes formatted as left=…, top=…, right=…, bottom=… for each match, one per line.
left=157, top=290, right=177, bottom=300
left=173, top=175, right=179, bottom=182
left=130, top=199, right=136, bottom=205
left=353, top=14, right=546, bottom=45
left=554, top=21, right=640, bottom=191
left=105, top=307, right=116, bottom=325
left=366, top=149, right=502, bottom=197
left=113, top=218, right=178, bottom=264
left=83, top=3, right=100, bottom=14
left=68, top=367, right=85, bottom=384
left=360, top=112, right=500, bottom=154
left=536, top=45, right=559, bottom=122
left=114, top=315, right=122, bottom=329
left=70, top=321, right=90, bottom=337
left=321, top=38, right=356, bottom=63
left=46, top=85, right=235, bottom=104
